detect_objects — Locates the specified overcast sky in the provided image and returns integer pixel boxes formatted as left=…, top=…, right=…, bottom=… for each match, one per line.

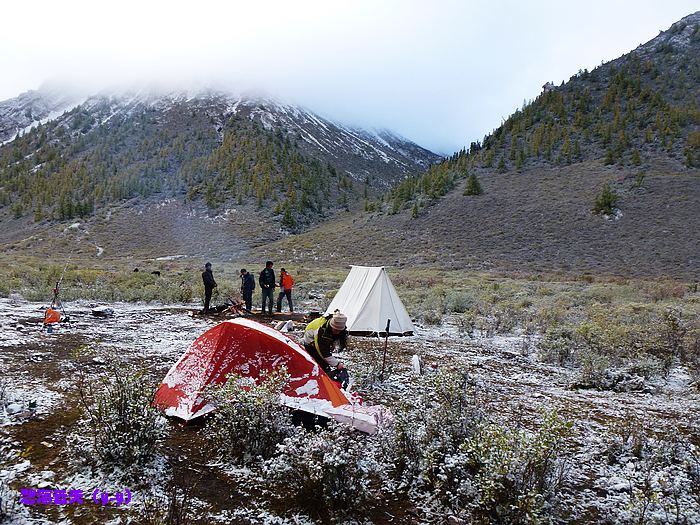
left=2, top=0, right=698, bottom=153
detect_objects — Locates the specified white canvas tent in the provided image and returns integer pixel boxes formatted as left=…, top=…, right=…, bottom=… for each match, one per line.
left=325, top=266, right=415, bottom=336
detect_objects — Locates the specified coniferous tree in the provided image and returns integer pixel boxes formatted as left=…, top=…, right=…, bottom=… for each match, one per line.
left=632, top=149, right=642, bottom=166
left=497, top=156, right=507, bottom=173
left=463, top=173, right=483, bottom=196
left=593, top=183, right=618, bottom=215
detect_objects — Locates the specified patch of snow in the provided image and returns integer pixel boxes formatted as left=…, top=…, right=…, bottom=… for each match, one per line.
left=1, top=98, right=87, bottom=146
left=294, top=379, right=319, bottom=397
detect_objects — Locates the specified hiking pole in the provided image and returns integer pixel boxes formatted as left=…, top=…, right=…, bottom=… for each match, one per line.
left=380, top=318, right=391, bottom=381
left=55, top=256, right=72, bottom=322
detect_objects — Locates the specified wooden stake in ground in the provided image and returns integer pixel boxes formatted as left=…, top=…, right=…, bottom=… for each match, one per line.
left=380, top=319, right=391, bottom=381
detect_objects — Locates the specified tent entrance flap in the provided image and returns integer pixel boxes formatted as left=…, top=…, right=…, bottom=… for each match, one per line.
left=325, top=266, right=415, bottom=336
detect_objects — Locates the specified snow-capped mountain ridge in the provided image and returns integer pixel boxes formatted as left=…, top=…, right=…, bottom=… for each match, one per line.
left=0, top=88, right=440, bottom=186
left=0, top=87, right=84, bottom=144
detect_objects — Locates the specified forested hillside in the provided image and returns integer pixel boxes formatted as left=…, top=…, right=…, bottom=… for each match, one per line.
left=268, top=13, right=700, bottom=278
left=0, top=92, right=438, bottom=232
left=385, top=12, right=700, bottom=212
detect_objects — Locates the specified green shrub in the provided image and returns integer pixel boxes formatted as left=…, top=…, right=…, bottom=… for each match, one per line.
left=539, top=327, right=578, bottom=366
left=625, top=355, right=664, bottom=380
left=421, top=286, right=447, bottom=313
left=455, top=412, right=573, bottom=524
left=264, top=424, right=375, bottom=514
left=445, top=290, right=477, bottom=313
left=77, top=365, right=166, bottom=469
left=662, top=308, right=687, bottom=360
left=382, top=369, right=482, bottom=490
left=205, top=368, right=293, bottom=464
left=382, top=370, right=572, bottom=522
left=422, top=309, right=443, bottom=325
left=592, top=183, right=618, bottom=215
left=577, top=349, right=610, bottom=388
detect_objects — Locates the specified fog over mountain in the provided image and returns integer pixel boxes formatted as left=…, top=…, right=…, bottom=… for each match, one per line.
left=2, top=0, right=699, bottom=153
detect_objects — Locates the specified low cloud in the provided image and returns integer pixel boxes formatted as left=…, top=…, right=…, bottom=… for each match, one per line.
left=2, top=0, right=697, bottom=153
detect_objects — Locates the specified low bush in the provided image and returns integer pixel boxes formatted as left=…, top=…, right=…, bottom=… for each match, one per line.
left=577, top=349, right=611, bottom=389
left=444, top=290, right=477, bottom=313
left=606, top=416, right=649, bottom=463
left=538, top=327, right=578, bottom=366
left=625, top=354, right=664, bottom=380
left=138, top=484, right=193, bottom=525
left=605, top=421, right=700, bottom=524
left=381, top=369, right=483, bottom=490
left=643, top=281, right=687, bottom=302
left=422, top=309, right=443, bottom=325
left=421, top=286, right=448, bottom=314
left=0, top=482, right=19, bottom=523
left=381, top=370, right=572, bottom=523
left=451, top=412, right=573, bottom=524
left=538, top=304, right=700, bottom=387
left=77, top=365, right=166, bottom=469
left=264, top=424, right=376, bottom=515
left=204, top=368, right=293, bottom=464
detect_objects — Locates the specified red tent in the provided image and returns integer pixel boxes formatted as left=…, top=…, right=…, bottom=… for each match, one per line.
left=154, top=318, right=390, bottom=433
left=154, top=318, right=349, bottom=420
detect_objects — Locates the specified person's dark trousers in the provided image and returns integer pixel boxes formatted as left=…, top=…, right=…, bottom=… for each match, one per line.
left=261, top=287, right=274, bottom=314
left=304, top=344, right=331, bottom=374
left=276, top=290, right=293, bottom=312
left=242, top=290, right=253, bottom=312
left=204, top=286, right=214, bottom=313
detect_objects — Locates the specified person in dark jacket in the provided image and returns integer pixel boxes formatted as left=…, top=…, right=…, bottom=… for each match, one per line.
left=239, top=268, right=255, bottom=312
left=201, top=262, right=217, bottom=313
left=259, top=261, right=276, bottom=315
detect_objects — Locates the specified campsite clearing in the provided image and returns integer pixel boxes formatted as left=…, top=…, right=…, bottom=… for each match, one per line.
left=1, top=291, right=699, bottom=523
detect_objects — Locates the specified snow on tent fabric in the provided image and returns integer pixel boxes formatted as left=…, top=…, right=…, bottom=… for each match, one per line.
left=153, top=318, right=388, bottom=433
left=325, top=266, right=415, bottom=336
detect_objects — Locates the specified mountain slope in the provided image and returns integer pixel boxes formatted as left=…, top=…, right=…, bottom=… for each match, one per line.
left=475, top=11, right=700, bottom=172
left=0, top=86, right=82, bottom=144
left=0, top=90, right=439, bottom=237
left=264, top=12, right=700, bottom=278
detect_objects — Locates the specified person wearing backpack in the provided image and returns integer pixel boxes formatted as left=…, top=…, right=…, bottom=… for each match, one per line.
left=276, top=268, right=294, bottom=313
left=239, top=268, right=255, bottom=313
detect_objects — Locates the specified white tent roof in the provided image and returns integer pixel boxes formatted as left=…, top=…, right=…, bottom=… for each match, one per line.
left=325, top=266, right=415, bottom=336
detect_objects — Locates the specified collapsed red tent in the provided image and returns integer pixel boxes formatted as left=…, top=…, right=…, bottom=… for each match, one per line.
left=154, top=318, right=388, bottom=433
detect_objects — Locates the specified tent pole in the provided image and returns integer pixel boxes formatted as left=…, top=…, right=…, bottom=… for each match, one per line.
left=380, top=319, right=391, bottom=381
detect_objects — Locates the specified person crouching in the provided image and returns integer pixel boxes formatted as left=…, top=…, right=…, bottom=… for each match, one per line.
left=302, top=311, right=349, bottom=387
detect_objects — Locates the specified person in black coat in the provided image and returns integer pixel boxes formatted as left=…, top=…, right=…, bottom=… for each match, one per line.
left=259, top=261, right=276, bottom=315
left=239, top=268, right=255, bottom=312
left=201, top=262, right=217, bottom=313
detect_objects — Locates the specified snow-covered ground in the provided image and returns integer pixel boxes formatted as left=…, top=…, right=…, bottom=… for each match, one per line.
left=1, top=298, right=699, bottom=524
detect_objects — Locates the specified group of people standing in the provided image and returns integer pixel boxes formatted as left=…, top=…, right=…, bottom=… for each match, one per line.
left=241, top=260, right=294, bottom=314
left=201, top=261, right=294, bottom=315
left=201, top=260, right=348, bottom=386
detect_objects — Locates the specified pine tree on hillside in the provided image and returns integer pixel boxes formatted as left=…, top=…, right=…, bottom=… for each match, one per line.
left=463, top=173, right=483, bottom=196
left=592, top=183, right=619, bottom=215
left=497, top=156, right=507, bottom=173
